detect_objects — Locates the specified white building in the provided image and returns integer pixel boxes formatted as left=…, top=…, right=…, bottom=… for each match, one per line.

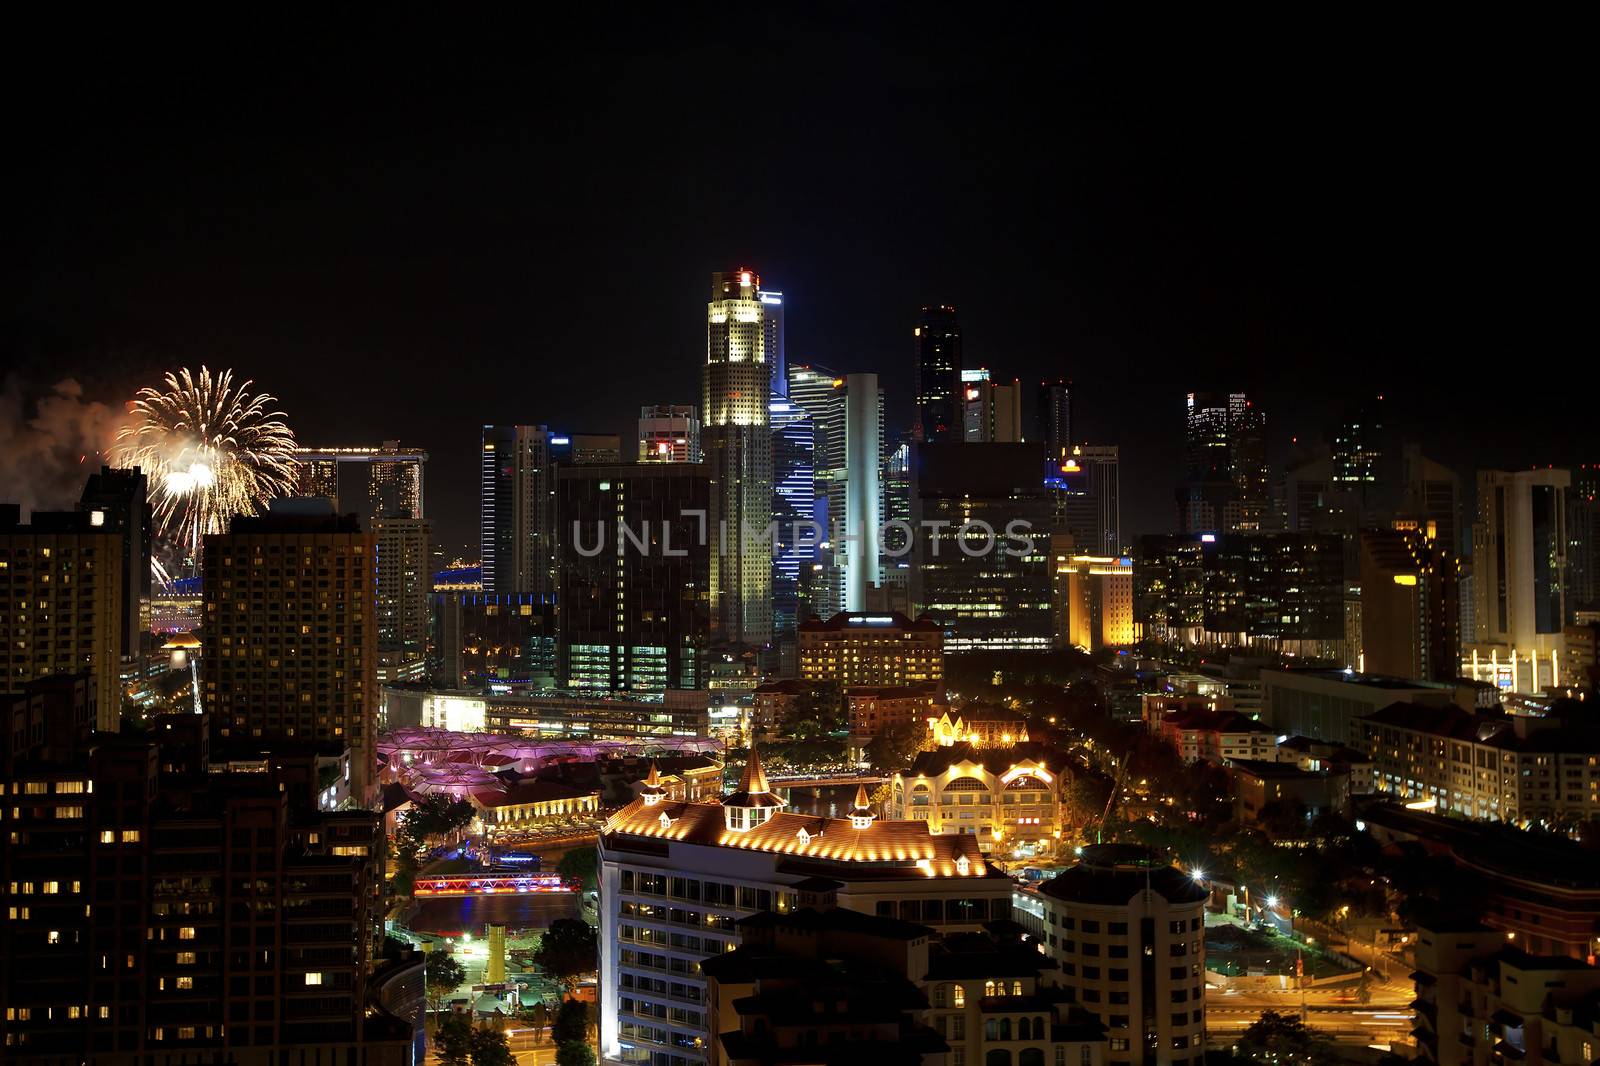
left=598, top=749, right=1013, bottom=1066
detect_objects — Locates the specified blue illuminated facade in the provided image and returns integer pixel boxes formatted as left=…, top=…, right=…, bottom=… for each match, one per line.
left=770, top=393, right=815, bottom=644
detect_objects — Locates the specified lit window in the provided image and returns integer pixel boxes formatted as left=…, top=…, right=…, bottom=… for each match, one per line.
left=120, top=829, right=140, bottom=843
left=99, top=830, right=115, bottom=844
left=43, top=881, right=59, bottom=894
left=305, top=972, right=324, bottom=985
left=98, top=1006, right=110, bottom=1019
left=177, top=977, right=193, bottom=990
left=176, top=952, right=196, bottom=965
left=47, top=930, right=61, bottom=944
left=179, top=927, right=196, bottom=940
left=953, top=984, right=966, bottom=1007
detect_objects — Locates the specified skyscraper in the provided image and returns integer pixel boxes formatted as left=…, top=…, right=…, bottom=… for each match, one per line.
left=1036, top=378, right=1073, bottom=458
left=842, top=373, right=883, bottom=611
left=637, top=405, right=701, bottom=463
left=373, top=515, right=431, bottom=683
left=291, top=441, right=427, bottom=522
left=1359, top=527, right=1459, bottom=682
left=557, top=463, right=711, bottom=695
left=480, top=425, right=555, bottom=596
left=1052, top=444, right=1121, bottom=555
left=77, top=465, right=151, bottom=658
left=202, top=502, right=378, bottom=799
left=1471, top=469, right=1570, bottom=688
left=703, top=268, right=773, bottom=644
left=1176, top=391, right=1268, bottom=532
left=962, top=375, right=1024, bottom=443
left=0, top=506, right=124, bottom=731
left=759, top=287, right=785, bottom=396
left=915, top=304, right=962, bottom=443
left=769, top=394, right=814, bottom=643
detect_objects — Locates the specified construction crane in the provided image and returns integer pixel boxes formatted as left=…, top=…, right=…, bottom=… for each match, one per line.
left=1095, top=751, right=1133, bottom=844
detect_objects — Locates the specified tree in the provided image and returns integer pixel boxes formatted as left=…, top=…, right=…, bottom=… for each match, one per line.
left=535, top=920, right=599, bottom=989
left=524, top=1001, right=550, bottom=1044
left=864, top=720, right=928, bottom=773
left=1235, top=1010, right=1334, bottom=1063
left=552, top=997, right=592, bottom=1046
left=435, top=1012, right=474, bottom=1066
left=558, top=1042, right=598, bottom=1066
left=557, top=847, right=599, bottom=894
left=469, top=1026, right=517, bottom=1066
left=426, top=951, right=468, bottom=1016
left=777, top=682, right=845, bottom=741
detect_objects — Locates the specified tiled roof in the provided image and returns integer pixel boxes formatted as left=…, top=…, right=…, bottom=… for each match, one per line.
left=602, top=799, right=992, bottom=877
left=905, top=742, right=1071, bottom=778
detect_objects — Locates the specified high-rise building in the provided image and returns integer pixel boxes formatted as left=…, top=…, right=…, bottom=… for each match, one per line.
left=962, top=375, right=1024, bottom=443
left=556, top=463, right=711, bottom=695
left=480, top=425, right=556, bottom=596
left=638, top=405, right=702, bottom=464
left=597, top=747, right=1014, bottom=1066
left=427, top=592, right=556, bottom=689
left=1136, top=532, right=1344, bottom=655
left=0, top=506, right=124, bottom=730
left=1359, top=528, right=1460, bottom=682
left=910, top=443, right=1057, bottom=652
left=841, top=373, right=883, bottom=611
left=556, top=433, right=625, bottom=465
left=1052, top=544, right=1136, bottom=651
left=291, top=441, right=427, bottom=522
left=77, top=466, right=151, bottom=658
left=1176, top=391, right=1267, bottom=532
left=758, top=287, right=785, bottom=396
left=1567, top=464, right=1600, bottom=617
left=915, top=305, right=963, bottom=443
left=788, top=365, right=839, bottom=610
left=769, top=395, right=814, bottom=645
left=202, top=503, right=378, bottom=798
left=373, top=515, right=431, bottom=683
left=1036, top=379, right=1073, bottom=458
left=797, top=611, right=943, bottom=689
left=703, top=269, right=773, bottom=645
left=1471, top=469, right=1570, bottom=688
left=1052, top=444, right=1121, bottom=555
left=0, top=684, right=405, bottom=1064
left=1025, top=844, right=1208, bottom=1066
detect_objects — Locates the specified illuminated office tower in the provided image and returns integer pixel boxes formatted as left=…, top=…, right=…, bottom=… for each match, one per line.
left=759, top=287, right=786, bottom=396
left=638, top=405, right=701, bottom=463
left=963, top=374, right=1024, bottom=443
left=556, top=463, right=710, bottom=695
left=1176, top=391, right=1267, bottom=532
left=1470, top=469, right=1570, bottom=689
left=703, top=268, right=773, bottom=644
left=1052, top=445, right=1121, bottom=555
left=480, top=425, right=556, bottom=596
left=1037, top=379, right=1073, bottom=458
left=770, top=395, right=814, bottom=642
left=292, top=441, right=427, bottom=522
left=806, top=375, right=886, bottom=615
left=842, top=373, right=883, bottom=612
left=1359, top=528, right=1459, bottom=682
left=915, top=304, right=963, bottom=443
left=373, top=516, right=432, bottom=683
left=789, top=364, right=840, bottom=614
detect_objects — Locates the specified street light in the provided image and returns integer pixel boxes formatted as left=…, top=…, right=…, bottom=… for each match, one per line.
left=1264, top=894, right=1280, bottom=910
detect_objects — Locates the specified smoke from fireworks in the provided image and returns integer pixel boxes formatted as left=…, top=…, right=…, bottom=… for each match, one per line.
left=111, top=367, right=298, bottom=557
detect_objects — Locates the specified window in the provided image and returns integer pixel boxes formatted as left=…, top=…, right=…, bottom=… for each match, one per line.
left=121, top=829, right=140, bottom=842
left=953, top=984, right=965, bottom=1007
left=177, top=952, right=196, bottom=965
left=99, top=830, right=116, bottom=844
left=179, top=927, right=196, bottom=940
left=177, top=977, right=193, bottom=990
left=47, top=930, right=61, bottom=944
left=305, top=972, right=324, bottom=985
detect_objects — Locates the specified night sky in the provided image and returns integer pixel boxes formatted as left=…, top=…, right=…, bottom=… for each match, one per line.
left=2, top=9, right=1588, bottom=552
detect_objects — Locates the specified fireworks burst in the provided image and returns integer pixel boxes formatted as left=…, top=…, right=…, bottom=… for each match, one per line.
left=113, top=367, right=298, bottom=560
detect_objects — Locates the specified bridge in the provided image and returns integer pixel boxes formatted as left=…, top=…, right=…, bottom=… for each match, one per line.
left=769, top=775, right=889, bottom=791
left=412, top=873, right=575, bottom=898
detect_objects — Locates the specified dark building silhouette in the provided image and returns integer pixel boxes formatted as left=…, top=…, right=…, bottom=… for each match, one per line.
left=914, top=305, right=963, bottom=443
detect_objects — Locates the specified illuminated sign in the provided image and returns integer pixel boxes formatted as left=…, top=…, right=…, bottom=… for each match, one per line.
left=1392, top=574, right=1418, bottom=586
left=550, top=436, right=570, bottom=445
left=1200, top=533, right=1217, bottom=543
left=846, top=616, right=896, bottom=625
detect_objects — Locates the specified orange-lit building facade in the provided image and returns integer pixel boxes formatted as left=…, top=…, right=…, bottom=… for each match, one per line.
left=890, top=743, right=1071, bottom=857
left=797, top=611, right=942, bottom=689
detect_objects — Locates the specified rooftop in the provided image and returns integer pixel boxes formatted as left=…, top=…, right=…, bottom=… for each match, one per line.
left=800, top=611, right=941, bottom=633
left=603, top=799, right=992, bottom=878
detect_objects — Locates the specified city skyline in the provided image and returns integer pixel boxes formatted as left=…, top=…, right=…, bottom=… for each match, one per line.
left=2, top=12, right=1589, bottom=553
